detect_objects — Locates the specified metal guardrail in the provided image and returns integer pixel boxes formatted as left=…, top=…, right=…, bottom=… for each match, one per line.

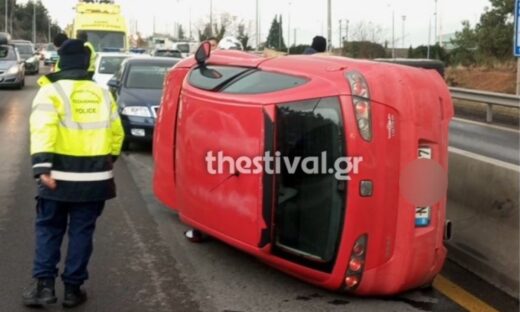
left=449, top=87, right=520, bottom=123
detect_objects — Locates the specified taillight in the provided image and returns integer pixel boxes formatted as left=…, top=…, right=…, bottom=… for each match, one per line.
left=345, top=71, right=372, bottom=141
left=344, top=234, right=368, bottom=291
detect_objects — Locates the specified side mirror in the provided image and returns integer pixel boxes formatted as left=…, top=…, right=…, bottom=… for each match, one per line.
left=195, top=41, right=211, bottom=65
left=107, top=77, right=120, bottom=89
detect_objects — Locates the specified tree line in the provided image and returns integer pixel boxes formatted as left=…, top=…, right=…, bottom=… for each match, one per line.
left=0, top=0, right=61, bottom=43
left=261, top=0, right=513, bottom=67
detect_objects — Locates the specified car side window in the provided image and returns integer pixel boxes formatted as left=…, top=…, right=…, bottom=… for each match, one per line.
left=221, top=71, right=308, bottom=94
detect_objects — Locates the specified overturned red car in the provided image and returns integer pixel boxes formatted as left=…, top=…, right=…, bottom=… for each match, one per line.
left=153, top=43, right=453, bottom=295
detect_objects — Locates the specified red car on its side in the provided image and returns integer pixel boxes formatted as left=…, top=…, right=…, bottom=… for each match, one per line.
left=153, top=44, right=453, bottom=295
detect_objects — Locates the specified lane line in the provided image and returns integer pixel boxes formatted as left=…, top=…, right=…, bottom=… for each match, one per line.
left=433, top=275, right=499, bottom=312
left=448, top=147, right=520, bottom=171
left=452, top=118, right=520, bottom=133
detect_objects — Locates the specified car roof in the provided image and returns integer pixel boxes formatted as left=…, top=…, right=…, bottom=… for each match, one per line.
left=125, top=57, right=181, bottom=64
left=11, top=40, right=32, bottom=45
left=97, top=52, right=132, bottom=57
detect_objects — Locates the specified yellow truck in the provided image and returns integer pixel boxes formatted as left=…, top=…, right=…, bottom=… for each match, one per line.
left=68, top=2, right=128, bottom=52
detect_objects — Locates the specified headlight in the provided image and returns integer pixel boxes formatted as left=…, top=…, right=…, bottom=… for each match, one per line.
left=121, top=106, right=152, bottom=117
left=7, top=65, right=19, bottom=75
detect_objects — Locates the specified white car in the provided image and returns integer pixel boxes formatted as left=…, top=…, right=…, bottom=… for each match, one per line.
left=93, top=52, right=132, bottom=88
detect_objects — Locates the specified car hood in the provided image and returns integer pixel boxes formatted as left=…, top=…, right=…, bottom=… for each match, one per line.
left=119, top=88, right=163, bottom=108
left=0, top=60, right=17, bottom=70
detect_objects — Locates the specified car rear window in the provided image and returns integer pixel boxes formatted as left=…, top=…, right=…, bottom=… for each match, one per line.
left=125, top=63, right=176, bottom=89
left=189, top=66, right=308, bottom=94
left=14, top=44, right=33, bottom=55
left=0, top=46, right=15, bottom=60
left=99, top=56, right=127, bottom=74
left=221, top=71, right=308, bottom=94
left=188, top=66, right=252, bottom=91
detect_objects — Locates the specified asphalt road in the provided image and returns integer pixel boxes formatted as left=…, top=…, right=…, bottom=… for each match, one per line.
left=0, top=69, right=515, bottom=312
left=449, top=118, right=520, bottom=165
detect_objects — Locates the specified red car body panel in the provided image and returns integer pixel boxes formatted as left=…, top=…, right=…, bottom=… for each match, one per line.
left=153, top=51, right=453, bottom=295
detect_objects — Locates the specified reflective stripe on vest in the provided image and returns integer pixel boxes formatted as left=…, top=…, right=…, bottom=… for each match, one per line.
left=52, top=83, right=112, bottom=130
left=32, top=103, right=56, bottom=113
left=51, top=170, right=114, bottom=182
left=33, top=163, right=52, bottom=169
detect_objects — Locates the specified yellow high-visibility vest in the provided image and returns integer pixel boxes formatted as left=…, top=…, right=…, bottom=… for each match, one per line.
left=30, top=77, right=124, bottom=201
left=84, top=41, right=97, bottom=72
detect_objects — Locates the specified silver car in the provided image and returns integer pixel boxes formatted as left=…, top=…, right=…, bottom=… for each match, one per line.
left=0, top=44, right=25, bottom=89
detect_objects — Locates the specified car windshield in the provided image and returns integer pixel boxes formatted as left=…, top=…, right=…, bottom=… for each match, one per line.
left=176, top=44, right=189, bottom=53
left=274, top=97, right=346, bottom=269
left=0, top=46, right=16, bottom=60
left=154, top=50, right=181, bottom=58
left=46, top=43, right=56, bottom=52
left=15, top=44, right=33, bottom=55
left=125, top=63, right=176, bottom=89
left=85, top=31, right=125, bottom=51
left=98, top=56, right=127, bottom=74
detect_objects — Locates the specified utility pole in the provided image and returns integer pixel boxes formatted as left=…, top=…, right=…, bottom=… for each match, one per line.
left=287, top=1, right=291, bottom=53
left=293, top=28, right=296, bottom=46
left=327, top=0, right=332, bottom=51
left=401, top=15, right=406, bottom=48
left=32, top=1, right=36, bottom=44
left=48, top=19, right=51, bottom=42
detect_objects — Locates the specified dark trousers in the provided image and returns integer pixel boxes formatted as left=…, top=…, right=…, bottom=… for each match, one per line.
left=32, top=198, right=104, bottom=285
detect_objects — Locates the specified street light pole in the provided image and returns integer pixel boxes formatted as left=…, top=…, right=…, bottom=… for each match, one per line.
left=209, top=0, right=213, bottom=37
left=401, top=15, right=406, bottom=48
left=255, top=0, right=259, bottom=51
left=391, top=9, right=395, bottom=58
left=339, top=19, right=342, bottom=49
left=327, top=0, right=331, bottom=51
left=434, top=0, right=438, bottom=45
left=32, top=1, right=36, bottom=44
left=4, top=0, right=7, bottom=33
left=287, top=1, right=291, bottom=53
left=345, top=19, right=349, bottom=43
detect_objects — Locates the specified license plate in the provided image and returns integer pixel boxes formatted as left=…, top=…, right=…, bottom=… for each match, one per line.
left=418, top=146, right=432, bottom=159
left=415, top=207, right=431, bottom=227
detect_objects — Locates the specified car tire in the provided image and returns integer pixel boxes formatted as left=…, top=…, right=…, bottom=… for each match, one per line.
left=122, top=140, right=130, bottom=151
left=16, top=79, right=24, bottom=90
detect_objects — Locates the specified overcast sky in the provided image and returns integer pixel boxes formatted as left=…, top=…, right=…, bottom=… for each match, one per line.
left=23, top=0, right=491, bottom=47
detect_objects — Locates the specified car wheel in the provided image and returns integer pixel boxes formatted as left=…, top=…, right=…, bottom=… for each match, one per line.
left=122, top=140, right=130, bottom=151
left=16, top=79, right=24, bottom=90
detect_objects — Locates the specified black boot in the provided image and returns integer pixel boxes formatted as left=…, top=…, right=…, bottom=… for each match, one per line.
left=62, top=283, right=87, bottom=308
left=22, top=278, right=57, bottom=307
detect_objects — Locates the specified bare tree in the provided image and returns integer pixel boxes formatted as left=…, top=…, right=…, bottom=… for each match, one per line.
left=350, top=21, right=384, bottom=44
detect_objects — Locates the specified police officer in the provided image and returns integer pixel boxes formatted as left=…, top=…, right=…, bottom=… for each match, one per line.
left=77, top=31, right=97, bottom=79
left=23, top=39, right=124, bottom=308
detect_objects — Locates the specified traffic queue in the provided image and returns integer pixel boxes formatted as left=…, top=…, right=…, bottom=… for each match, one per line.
left=15, top=28, right=452, bottom=303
